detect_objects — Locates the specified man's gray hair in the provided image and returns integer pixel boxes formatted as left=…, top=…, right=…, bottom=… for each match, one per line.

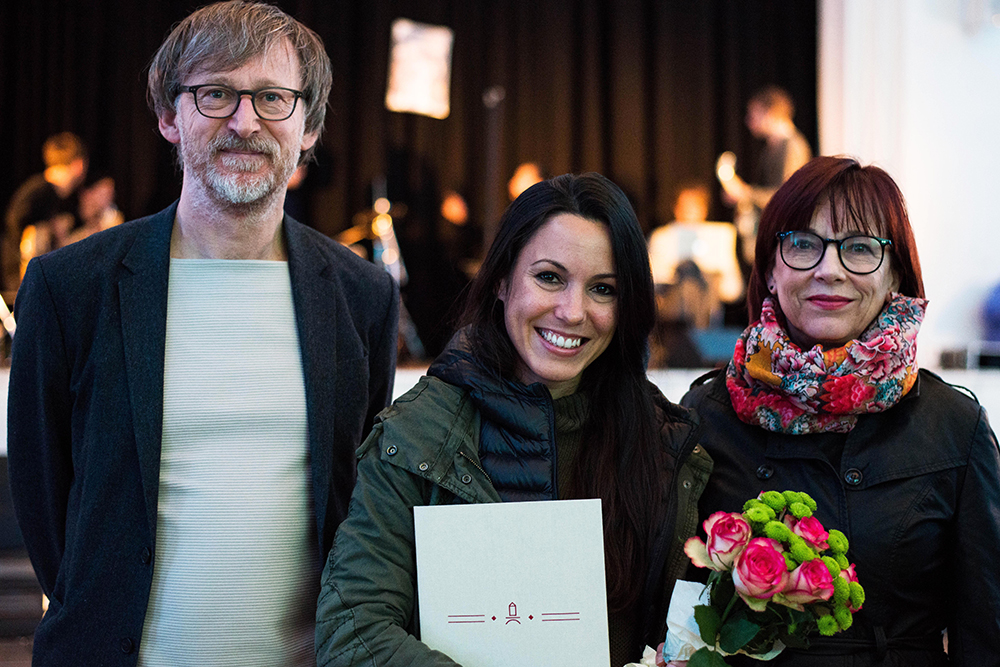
left=147, top=1, right=332, bottom=162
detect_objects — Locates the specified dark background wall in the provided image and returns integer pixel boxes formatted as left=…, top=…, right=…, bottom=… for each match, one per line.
left=1, top=0, right=816, bottom=229
left=0, top=0, right=816, bottom=350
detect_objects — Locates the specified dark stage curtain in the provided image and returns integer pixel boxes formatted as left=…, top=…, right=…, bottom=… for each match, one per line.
left=0, top=0, right=816, bottom=352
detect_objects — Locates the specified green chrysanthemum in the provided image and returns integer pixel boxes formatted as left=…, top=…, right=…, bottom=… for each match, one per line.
left=762, top=491, right=787, bottom=512
left=834, top=553, right=850, bottom=570
left=789, top=537, right=817, bottom=563
left=745, top=505, right=773, bottom=524
left=764, top=520, right=793, bottom=543
left=784, top=553, right=798, bottom=571
left=818, top=615, right=839, bottom=636
left=789, top=501, right=813, bottom=519
left=821, top=556, right=841, bottom=577
left=832, top=575, right=850, bottom=605
left=849, top=582, right=866, bottom=609
left=782, top=490, right=803, bottom=506
left=827, top=529, right=849, bottom=554
left=744, top=498, right=764, bottom=512
left=834, top=605, right=854, bottom=630
left=798, top=492, right=818, bottom=512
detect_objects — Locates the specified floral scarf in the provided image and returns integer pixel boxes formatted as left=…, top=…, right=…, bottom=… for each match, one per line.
left=726, top=293, right=927, bottom=434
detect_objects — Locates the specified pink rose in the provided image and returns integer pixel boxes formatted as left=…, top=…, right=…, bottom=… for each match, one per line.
left=784, top=515, right=830, bottom=551
left=684, top=512, right=751, bottom=571
left=733, top=538, right=788, bottom=611
left=840, top=563, right=863, bottom=611
left=778, top=559, right=834, bottom=609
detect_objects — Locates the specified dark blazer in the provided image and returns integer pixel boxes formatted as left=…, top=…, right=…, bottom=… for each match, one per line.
left=7, top=202, right=400, bottom=665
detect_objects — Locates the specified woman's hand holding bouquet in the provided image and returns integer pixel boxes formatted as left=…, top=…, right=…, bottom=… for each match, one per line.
left=663, top=491, right=864, bottom=666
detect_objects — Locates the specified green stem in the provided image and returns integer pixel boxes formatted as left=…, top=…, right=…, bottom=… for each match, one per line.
left=720, top=589, right=740, bottom=624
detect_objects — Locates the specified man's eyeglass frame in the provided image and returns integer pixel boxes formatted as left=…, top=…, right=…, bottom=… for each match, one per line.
left=180, top=84, right=304, bottom=121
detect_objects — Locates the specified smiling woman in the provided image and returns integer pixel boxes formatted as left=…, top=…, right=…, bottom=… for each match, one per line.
left=767, top=203, right=901, bottom=350
left=316, top=173, right=714, bottom=667
left=679, top=156, right=1000, bottom=666
left=498, top=213, right=618, bottom=397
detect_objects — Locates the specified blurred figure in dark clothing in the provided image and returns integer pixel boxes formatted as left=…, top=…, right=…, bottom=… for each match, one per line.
left=718, top=86, right=811, bottom=264
left=4, top=132, right=88, bottom=291
left=64, top=174, right=124, bottom=246
left=386, top=147, right=469, bottom=359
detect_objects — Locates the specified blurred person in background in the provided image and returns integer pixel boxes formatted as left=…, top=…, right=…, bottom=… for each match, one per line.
left=718, top=86, right=811, bottom=265
left=3, top=132, right=88, bottom=291
left=647, top=183, right=742, bottom=367
left=64, top=174, right=125, bottom=245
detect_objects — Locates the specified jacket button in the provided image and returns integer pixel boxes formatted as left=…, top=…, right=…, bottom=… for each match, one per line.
left=461, top=474, right=472, bottom=484
left=386, top=445, right=397, bottom=455
left=418, top=462, right=429, bottom=471
left=844, top=468, right=863, bottom=486
left=140, top=547, right=152, bottom=564
left=119, top=638, right=134, bottom=654
left=682, top=480, right=692, bottom=489
left=756, top=465, right=774, bottom=481
left=692, top=445, right=701, bottom=454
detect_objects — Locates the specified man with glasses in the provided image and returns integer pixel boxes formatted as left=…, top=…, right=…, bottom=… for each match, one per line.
left=7, top=2, right=399, bottom=665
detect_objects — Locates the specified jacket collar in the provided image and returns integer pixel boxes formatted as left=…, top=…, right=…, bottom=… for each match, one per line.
left=119, top=203, right=176, bottom=536
left=428, top=329, right=553, bottom=439
left=373, top=376, right=502, bottom=504
left=283, top=216, right=342, bottom=551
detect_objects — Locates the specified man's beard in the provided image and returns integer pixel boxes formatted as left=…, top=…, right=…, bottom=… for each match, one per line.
left=181, top=133, right=298, bottom=207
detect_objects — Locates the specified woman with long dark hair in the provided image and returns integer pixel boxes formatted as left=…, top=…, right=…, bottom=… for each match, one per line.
left=316, top=173, right=712, bottom=666
left=681, top=156, right=1000, bottom=666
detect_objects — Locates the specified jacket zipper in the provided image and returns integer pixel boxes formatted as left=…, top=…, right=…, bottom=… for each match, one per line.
left=458, top=450, right=493, bottom=485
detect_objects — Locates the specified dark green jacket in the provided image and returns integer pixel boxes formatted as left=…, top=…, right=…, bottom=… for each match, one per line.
left=316, top=373, right=712, bottom=666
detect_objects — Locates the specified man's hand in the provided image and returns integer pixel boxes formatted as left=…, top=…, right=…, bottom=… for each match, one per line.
left=719, top=173, right=751, bottom=206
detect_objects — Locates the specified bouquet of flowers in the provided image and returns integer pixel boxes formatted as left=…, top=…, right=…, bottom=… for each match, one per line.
left=664, top=490, right=865, bottom=666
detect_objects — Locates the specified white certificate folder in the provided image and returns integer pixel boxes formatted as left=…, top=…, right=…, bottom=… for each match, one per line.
left=414, top=499, right=610, bottom=667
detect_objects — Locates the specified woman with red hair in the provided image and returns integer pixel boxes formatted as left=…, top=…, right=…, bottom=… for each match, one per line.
left=682, top=156, right=1000, bottom=666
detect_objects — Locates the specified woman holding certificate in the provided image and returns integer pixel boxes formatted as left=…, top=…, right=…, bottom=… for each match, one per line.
left=316, top=173, right=712, bottom=667
left=680, top=156, right=1000, bottom=665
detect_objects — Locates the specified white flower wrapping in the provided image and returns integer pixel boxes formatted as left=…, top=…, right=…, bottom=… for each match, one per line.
left=621, top=644, right=660, bottom=667
left=663, top=580, right=785, bottom=662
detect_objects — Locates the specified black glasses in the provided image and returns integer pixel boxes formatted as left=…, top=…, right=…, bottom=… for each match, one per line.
left=181, top=84, right=303, bottom=121
left=776, top=230, right=892, bottom=275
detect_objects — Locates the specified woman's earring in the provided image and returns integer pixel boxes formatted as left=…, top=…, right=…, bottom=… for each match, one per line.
left=768, top=284, right=776, bottom=294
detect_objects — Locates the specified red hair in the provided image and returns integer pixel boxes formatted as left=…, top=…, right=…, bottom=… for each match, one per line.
left=747, top=156, right=925, bottom=322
